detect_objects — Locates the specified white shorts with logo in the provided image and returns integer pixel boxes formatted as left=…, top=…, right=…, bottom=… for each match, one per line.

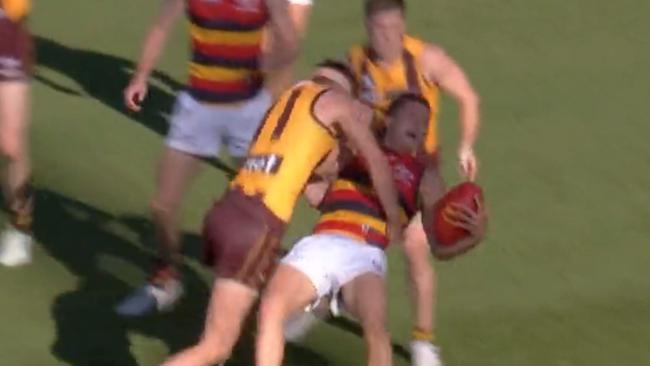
left=166, top=90, right=272, bottom=158
left=281, top=234, right=388, bottom=301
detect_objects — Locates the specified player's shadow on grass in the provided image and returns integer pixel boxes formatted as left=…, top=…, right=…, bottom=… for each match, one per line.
left=33, top=188, right=330, bottom=365
left=33, top=35, right=236, bottom=178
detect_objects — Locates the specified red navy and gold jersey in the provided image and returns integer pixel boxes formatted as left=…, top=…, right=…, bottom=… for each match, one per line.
left=231, top=80, right=337, bottom=222
left=187, top=0, right=268, bottom=103
left=314, top=148, right=424, bottom=249
left=348, top=35, right=440, bottom=155
left=1, top=0, right=30, bottom=21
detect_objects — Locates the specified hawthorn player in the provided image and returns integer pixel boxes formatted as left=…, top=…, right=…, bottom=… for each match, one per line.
left=0, top=0, right=35, bottom=267
left=161, top=61, right=402, bottom=366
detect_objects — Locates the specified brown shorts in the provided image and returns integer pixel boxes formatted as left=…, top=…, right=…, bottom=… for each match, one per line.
left=203, top=189, right=286, bottom=290
left=0, top=17, right=33, bottom=81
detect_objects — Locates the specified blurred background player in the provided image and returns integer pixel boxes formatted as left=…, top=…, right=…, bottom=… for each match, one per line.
left=257, top=95, right=487, bottom=366
left=346, top=1, right=482, bottom=364
left=160, top=61, right=402, bottom=366
left=116, top=0, right=299, bottom=316
left=0, top=0, right=34, bottom=267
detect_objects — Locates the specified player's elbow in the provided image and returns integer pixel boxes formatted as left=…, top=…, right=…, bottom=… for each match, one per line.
left=458, top=87, right=481, bottom=110
left=464, top=89, right=480, bottom=109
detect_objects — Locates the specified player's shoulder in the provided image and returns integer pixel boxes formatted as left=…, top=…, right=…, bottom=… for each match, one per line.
left=346, top=42, right=368, bottom=65
left=406, top=36, right=449, bottom=62
left=310, top=85, right=348, bottom=120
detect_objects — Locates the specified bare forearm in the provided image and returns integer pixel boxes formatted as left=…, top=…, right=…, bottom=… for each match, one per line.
left=264, top=0, right=300, bottom=72
left=132, top=0, right=182, bottom=81
left=304, top=179, right=331, bottom=208
left=263, top=43, right=299, bottom=73
left=367, top=154, right=401, bottom=221
left=133, top=28, right=171, bottom=81
left=459, top=94, right=480, bottom=150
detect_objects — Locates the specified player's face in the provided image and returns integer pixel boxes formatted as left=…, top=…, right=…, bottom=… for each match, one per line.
left=384, top=102, right=429, bottom=154
left=366, top=9, right=406, bottom=61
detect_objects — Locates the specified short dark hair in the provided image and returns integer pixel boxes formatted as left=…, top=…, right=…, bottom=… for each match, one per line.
left=386, top=93, right=431, bottom=117
left=364, top=0, right=405, bottom=17
left=315, top=59, right=359, bottom=92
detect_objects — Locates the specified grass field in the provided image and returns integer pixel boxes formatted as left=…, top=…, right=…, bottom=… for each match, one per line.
left=1, top=0, right=650, bottom=365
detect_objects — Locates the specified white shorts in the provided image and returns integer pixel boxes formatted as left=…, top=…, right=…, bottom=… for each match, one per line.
left=166, top=90, right=272, bottom=158
left=282, top=234, right=387, bottom=300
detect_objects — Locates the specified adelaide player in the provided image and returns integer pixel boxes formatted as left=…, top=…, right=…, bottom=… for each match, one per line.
left=256, top=95, right=487, bottom=366
left=117, top=0, right=299, bottom=316
left=0, top=0, right=34, bottom=267
left=346, top=1, right=482, bottom=363
left=160, top=61, right=402, bottom=366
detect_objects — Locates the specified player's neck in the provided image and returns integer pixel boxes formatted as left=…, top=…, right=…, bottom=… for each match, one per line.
left=370, top=48, right=402, bottom=66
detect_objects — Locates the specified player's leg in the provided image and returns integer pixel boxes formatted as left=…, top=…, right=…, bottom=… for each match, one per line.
left=0, top=80, right=32, bottom=267
left=258, top=233, right=346, bottom=364
left=0, top=18, right=33, bottom=267
left=161, top=279, right=257, bottom=366
left=165, top=189, right=285, bottom=365
left=341, top=272, right=392, bottom=366
left=114, top=147, right=202, bottom=316
left=403, top=214, right=443, bottom=366
left=150, top=147, right=203, bottom=266
left=116, top=92, right=220, bottom=316
left=256, top=263, right=318, bottom=366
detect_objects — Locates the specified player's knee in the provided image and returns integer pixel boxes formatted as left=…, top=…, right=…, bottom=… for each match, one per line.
left=150, top=199, right=173, bottom=220
left=363, top=321, right=390, bottom=347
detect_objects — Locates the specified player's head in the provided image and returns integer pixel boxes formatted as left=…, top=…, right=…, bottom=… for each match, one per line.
left=312, top=59, right=358, bottom=94
left=364, top=0, right=406, bottom=60
left=383, top=93, right=430, bottom=154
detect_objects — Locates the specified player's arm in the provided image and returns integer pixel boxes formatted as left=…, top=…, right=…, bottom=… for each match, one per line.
left=304, top=178, right=331, bottom=208
left=264, top=0, right=300, bottom=72
left=124, top=0, right=184, bottom=111
left=287, top=0, right=313, bottom=37
left=418, top=157, right=447, bottom=216
left=319, top=92, right=403, bottom=243
left=426, top=196, right=488, bottom=261
left=422, top=44, right=481, bottom=181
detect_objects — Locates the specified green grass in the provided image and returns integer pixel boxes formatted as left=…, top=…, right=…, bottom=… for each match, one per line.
left=1, top=0, right=649, bottom=365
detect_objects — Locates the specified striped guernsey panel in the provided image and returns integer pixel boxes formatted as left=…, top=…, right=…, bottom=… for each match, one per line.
left=187, top=0, right=268, bottom=103
left=314, top=148, right=424, bottom=249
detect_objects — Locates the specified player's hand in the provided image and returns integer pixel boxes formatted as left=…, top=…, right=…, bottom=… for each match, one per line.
left=446, top=196, right=487, bottom=241
left=124, top=75, right=149, bottom=112
left=458, top=146, right=478, bottom=181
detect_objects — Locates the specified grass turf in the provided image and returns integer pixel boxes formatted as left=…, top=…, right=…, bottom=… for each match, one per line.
left=0, top=0, right=649, bottom=365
